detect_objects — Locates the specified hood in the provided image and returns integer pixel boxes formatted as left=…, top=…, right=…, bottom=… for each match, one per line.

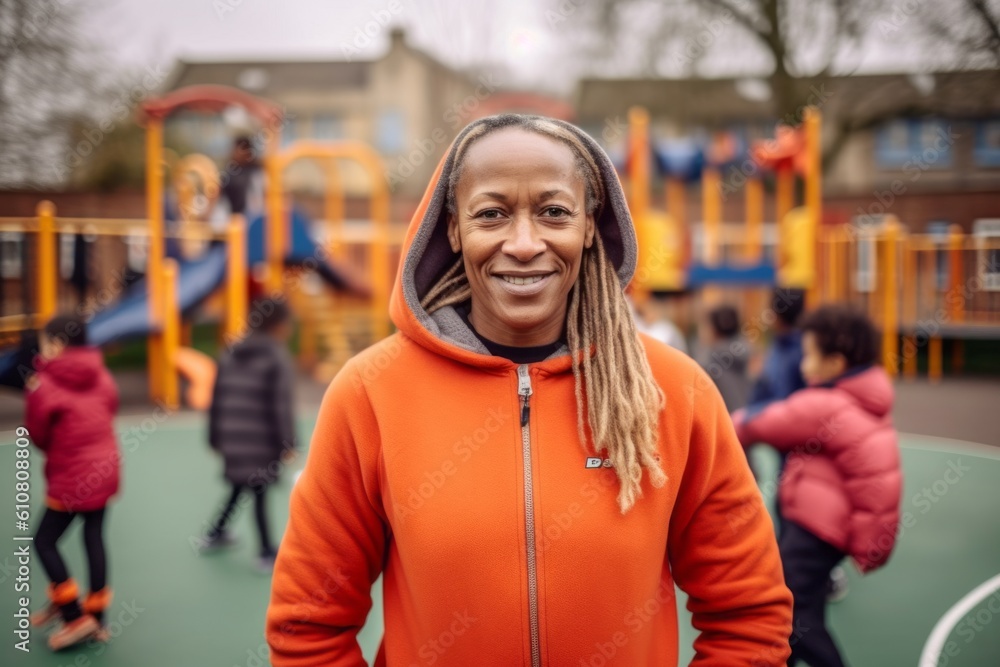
left=388, top=115, right=637, bottom=368
left=834, top=366, right=894, bottom=417
left=35, top=347, right=104, bottom=391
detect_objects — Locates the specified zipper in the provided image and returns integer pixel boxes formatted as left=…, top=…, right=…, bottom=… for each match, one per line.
left=517, top=364, right=541, bottom=667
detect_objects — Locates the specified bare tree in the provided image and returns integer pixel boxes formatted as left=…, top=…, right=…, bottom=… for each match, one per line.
left=566, top=0, right=881, bottom=122
left=918, top=0, right=1000, bottom=68
left=0, top=0, right=107, bottom=188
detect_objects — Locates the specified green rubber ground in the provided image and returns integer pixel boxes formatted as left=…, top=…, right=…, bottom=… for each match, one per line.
left=2, top=417, right=998, bottom=666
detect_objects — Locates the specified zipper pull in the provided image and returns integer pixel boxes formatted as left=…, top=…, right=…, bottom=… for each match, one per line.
left=517, top=364, right=532, bottom=427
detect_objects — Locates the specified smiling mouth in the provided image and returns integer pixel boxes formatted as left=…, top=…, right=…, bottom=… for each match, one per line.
left=499, top=274, right=550, bottom=285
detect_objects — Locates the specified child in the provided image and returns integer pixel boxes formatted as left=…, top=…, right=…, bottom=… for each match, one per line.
left=748, top=287, right=807, bottom=407
left=697, top=303, right=751, bottom=412
left=199, top=298, right=296, bottom=572
left=733, top=305, right=902, bottom=667
left=26, top=314, right=120, bottom=650
left=745, top=288, right=807, bottom=545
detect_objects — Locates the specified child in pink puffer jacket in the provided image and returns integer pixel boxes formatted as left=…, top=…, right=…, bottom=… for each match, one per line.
left=734, top=305, right=902, bottom=667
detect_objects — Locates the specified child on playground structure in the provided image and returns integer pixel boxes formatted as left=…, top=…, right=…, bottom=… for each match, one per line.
left=733, top=304, right=903, bottom=667
left=26, top=314, right=120, bottom=651
left=697, top=303, right=751, bottom=412
left=198, top=298, right=297, bottom=573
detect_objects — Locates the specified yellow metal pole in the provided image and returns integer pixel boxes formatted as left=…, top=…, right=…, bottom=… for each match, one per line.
left=36, top=201, right=57, bottom=324
left=667, top=178, right=686, bottom=230
left=775, top=165, right=794, bottom=226
left=804, top=107, right=823, bottom=306
left=881, top=221, right=899, bottom=377
left=265, top=133, right=284, bottom=295
left=145, top=118, right=165, bottom=401
left=823, top=226, right=836, bottom=303
left=902, top=234, right=918, bottom=379
left=225, top=215, right=248, bottom=341
left=929, top=335, right=942, bottom=383
left=293, top=280, right=317, bottom=367
left=948, top=224, right=964, bottom=323
left=702, top=167, right=721, bottom=266
left=161, top=258, right=179, bottom=410
left=948, top=224, right=964, bottom=376
left=628, top=106, right=651, bottom=303
left=324, top=159, right=346, bottom=261
left=745, top=176, right=763, bottom=263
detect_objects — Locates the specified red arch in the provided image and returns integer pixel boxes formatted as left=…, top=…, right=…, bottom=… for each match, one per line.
left=140, top=85, right=283, bottom=124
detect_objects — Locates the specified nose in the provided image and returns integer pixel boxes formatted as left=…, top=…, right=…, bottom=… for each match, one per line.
left=501, top=212, right=545, bottom=262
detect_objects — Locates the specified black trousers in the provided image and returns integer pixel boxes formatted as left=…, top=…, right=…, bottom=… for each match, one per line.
left=209, top=483, right=275, bottom=557
left=35, top=507, right=108, bottom=622
left=781, top=520, right=848, bottom=667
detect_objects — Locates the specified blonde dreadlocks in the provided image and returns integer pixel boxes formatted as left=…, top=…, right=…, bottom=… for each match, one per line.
left=421, top=114, right=666, bottom=513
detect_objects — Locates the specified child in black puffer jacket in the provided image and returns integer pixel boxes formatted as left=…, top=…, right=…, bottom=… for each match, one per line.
left=199, top=298, right=297, bottom=572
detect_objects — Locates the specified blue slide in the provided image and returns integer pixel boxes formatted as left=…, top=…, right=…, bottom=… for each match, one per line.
left=0, top=208, right=358, bottom=389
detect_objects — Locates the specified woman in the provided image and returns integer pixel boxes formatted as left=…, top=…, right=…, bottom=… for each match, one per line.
left=267, top=115, right=792, bottom=665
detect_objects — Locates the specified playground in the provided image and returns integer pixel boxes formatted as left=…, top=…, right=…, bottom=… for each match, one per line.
left=1, top=66, right=999, bottom=666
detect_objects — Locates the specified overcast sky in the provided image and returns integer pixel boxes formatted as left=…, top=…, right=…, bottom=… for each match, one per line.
left=84, top=0, right=945, bottom=92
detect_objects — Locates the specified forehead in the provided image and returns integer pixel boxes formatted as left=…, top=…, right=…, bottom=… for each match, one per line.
left=458, top=128, right=582, bottom=191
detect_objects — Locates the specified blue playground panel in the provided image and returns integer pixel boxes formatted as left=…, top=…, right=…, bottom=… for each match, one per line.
left=686, top=262, right=777, bottom=287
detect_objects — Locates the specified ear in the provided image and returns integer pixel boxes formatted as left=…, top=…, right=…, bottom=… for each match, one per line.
left=447, top=214, right=461, bottom=253
left=831, top=353, right=848, bottom=377
left=584, top=212, right=596, bottom=249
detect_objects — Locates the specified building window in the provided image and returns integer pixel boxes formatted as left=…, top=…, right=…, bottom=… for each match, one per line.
left=376, top=109, right=405, bottom=155
left=875, top=120, right=912, bottom=168
left=875, top=119, right=953, bottom=169
left=312, top=114, right=343, bottom=141
left=974, top=119, right=1000, bottom=167
left=1, top=232, right=24, bottom=279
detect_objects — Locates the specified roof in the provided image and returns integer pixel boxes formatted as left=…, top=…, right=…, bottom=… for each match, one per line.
left=161, top=59, right=370, bottom=97
left=159, top=29, right=474, bottom=99
left=575, top=69, right=1000, bottom=127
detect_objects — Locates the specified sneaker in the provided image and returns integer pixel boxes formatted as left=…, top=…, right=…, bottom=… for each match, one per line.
left=827, top=565, right=849, bottom=603
left=48, top=615, right=100, bottom=651
left=254, top=554, right=276, bottom=575
left=195, top=531, right=239, bottom=553
left=92, top=624, right=111, bottom=643
left=31, top=603, right=61, bottom=628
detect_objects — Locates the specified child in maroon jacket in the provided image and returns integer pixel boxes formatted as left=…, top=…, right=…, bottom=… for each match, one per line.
left=733, top=305, right=902, bottom=667
left=25, top=314, right=121, bottom=651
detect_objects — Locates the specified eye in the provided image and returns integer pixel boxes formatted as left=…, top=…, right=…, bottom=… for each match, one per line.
left=474, top=208, right=505, bottom=220
left=542, top=206, right=570, bottom=218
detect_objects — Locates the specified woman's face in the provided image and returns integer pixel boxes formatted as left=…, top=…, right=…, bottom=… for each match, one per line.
left=447, top=128, right=596, bottom=347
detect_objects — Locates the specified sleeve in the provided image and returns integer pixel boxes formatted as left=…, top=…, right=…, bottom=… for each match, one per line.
left=24, top=380, right=53, bottom=451
left=266, top=361, right=388, bottom=667
left=105, top=369, right=120, bottom=415
left=748, top=372, right=774, bottom=407
left=207, top=359, right=224, bottom=451
left=733, top=391, right=825, bottom=452
left=271, top=348, right=297, bottom=453
left=667, top=368, right=793, bottom=665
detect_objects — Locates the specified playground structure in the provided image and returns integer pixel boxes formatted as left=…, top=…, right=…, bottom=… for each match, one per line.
left=1, top=93, right=996, bottom=394
left=623, top=105, right=1000, bottom=380
left=0, top=85, right=399, bottom=406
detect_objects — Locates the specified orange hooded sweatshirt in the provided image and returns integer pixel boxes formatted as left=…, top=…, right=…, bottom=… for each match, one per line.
left=267, top=117, right=792, bottom=666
